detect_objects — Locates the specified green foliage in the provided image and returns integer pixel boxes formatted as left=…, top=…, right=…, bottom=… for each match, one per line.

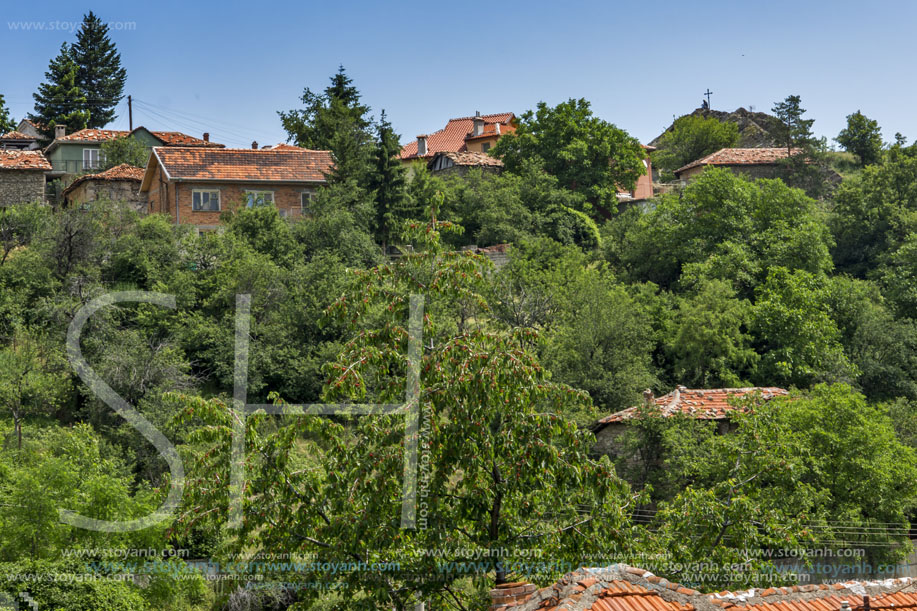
left=0, top=94, right=14, bottom=134
left=652, top=114, right=740, bottom=179
left=369, top=110, right=412, bottom=246
left=612, top=168, right=833, bottom=293
left=491, top=98, right=646, bottom=214
left=836, top=110, right=883, bottom=167
left=70, top=11, right=127, bottom=128
left=831, top=155, right=917, bottom=277
left=100, top=135, right=148, bottom=169
left=751, top=267, right=854, bottom=387
left=30, top=43, right=90, bottom=138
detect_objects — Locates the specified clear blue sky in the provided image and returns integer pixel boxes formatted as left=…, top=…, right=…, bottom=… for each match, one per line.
left=3, top=0, right=916, bottom=149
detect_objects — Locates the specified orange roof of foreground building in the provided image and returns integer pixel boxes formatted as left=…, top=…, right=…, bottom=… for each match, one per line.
left=675, top=148, right=800, bottom=177
left=140, top=147, right=333, bottom=190
left=400, top=112, right=516, bottom=160
left=0, top=150, right=51, bottom=170
left=594, top=387, right=789, bottom=429
left=498, top=565, right=917, bottom=611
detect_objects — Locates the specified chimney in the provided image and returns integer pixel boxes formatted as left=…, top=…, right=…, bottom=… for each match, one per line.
left=643, top=389, right=655, bottom=408
left=416, top=135, right=427, bottom=156
left=495, top=122, right=501, bottom=135
left=203, top=132, right=209, bottom=142
left=251, top=141, right=258, bottom=149
left=490, top=582, right=536, bottom=610
left=473, top=111, right=484, bottom=137
left=54, top=124, right=66, bottom=139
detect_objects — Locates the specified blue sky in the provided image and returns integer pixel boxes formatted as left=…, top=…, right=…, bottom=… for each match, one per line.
left=3, top=0, right=916, bottom=149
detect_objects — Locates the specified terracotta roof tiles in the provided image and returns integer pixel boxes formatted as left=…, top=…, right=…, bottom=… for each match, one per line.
left=675, top=148, right=801, bottom=176
left=62, top=164, right=145, bottom=197
left=505, top=566, right=917, bottom=611
left=595, top=387, right=789, bottom=429
left=142, top=147, right=333, bottom=188
left=400, top=112, right=515, bottom=159
left=51, top=127, right=223, bottom=147
left=0, top=131, right=35, bottom=140
left=0, top=150, right=51, bottom=170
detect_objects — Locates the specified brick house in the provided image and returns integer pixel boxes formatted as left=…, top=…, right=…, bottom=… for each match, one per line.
left=591, top=386, right=788, bottom=458
left=674, top=147, right=800, bottom=181
left=62, top=163, right=146, bottom=211
left=400, top=111, right=517, bottom=163
left=0, top=150, right=52, bottom=205
left=139, top=146, right=333, bottom=229
left=43, top=126, right=223, bottom=179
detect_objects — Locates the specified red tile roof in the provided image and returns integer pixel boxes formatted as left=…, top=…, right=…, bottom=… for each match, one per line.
left=0, top=131, right=35, bottom=141
left=141, top=147, right=333, bottom=189
left=675, top=148, right=800, bottom=176
left=400, top=112, right=515, bottom=159
left=62, top=164, right=145, bottom=197
left=506, top=566, right=917, bottom=611
left=262, top=143, right=304, bottom=151
left=429, top=151, right=505, bottom=168
left=595, top=387, right=788, bottom=428
left=50, top=127, right=223, bottom=148
left=0, top=150, right=51, bottom=170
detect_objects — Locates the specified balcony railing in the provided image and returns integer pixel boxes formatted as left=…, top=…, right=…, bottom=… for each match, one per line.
left=49, top=160, right=103, bottom=174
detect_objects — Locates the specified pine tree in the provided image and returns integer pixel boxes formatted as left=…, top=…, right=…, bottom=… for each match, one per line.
left=772, top=95, right=816, bottom=155
left=30, top=44, right=90, bottom=139
left=279, top=65, right=372, bottom=150
left=70, top=11, right=127, bottom=128
left=0, top=95, right=15, bottom=134
left=369, top=110, right=410, bottom=247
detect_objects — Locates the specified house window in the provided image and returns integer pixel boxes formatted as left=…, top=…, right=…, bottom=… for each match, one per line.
left=82, top=148, right=103, bottom=170
left=192, top=189, right=221, bottom=212
left=245, top=190, right=275, bottom=207
left=301, top=189, right=315, bottom=214
left=481, top=142, right=491, bottom=152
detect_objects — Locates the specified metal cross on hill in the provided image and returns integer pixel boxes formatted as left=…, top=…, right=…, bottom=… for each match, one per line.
left=704, top=89, right=713, bottom=108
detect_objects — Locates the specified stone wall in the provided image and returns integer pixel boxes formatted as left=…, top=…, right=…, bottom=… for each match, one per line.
left=0, top=170, right=45, bottom=206
left=66, top=180, right=146, bottom=213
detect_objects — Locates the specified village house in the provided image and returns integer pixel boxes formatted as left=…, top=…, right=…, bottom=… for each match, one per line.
left=62, top=163, right=146, bottom=211
left=0, top=150, right=52, bottom=205
left=139, top=145, right=333, bottom=230
left=591, top=386, right=789, bottom=457
left=0, top=130, right=39, bottom=151
left=400, top=111, right=517, bottom=163
left=491, top=564, right=917, bottom=610
left=674, top=147, right=799, bottom=182
left=15, top=119, right=45, bottom=148
left=43, top=126, right=223, bottom=179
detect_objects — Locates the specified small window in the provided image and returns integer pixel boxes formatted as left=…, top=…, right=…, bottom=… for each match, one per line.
left=245, top=190, right=274, bottom=207
left=83, top=148, right=102, bottom=169
left=192, top=189, right=221, bottom=212
left=301, top=190, right=315, bottom=214
left=481, top=142, right=491, bottom=153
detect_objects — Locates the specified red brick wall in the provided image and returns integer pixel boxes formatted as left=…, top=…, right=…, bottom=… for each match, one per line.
left=172, top=182, right=318, bottom=227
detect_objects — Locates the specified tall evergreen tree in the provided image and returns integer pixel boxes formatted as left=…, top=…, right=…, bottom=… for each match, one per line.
left=279, top=65, right=372, bottom=150
left=772, top=95, right=816, bottom=154
left=368, top=110, right=410, bottom=247
left=0, top=95, right=15, bottom=134
left=30, top=44, right=90, bottom=139
left=70, top=11, right=127, bottom=128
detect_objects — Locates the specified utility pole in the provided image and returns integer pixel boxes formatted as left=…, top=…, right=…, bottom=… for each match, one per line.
left=128, top=95, right=133, bottom=130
